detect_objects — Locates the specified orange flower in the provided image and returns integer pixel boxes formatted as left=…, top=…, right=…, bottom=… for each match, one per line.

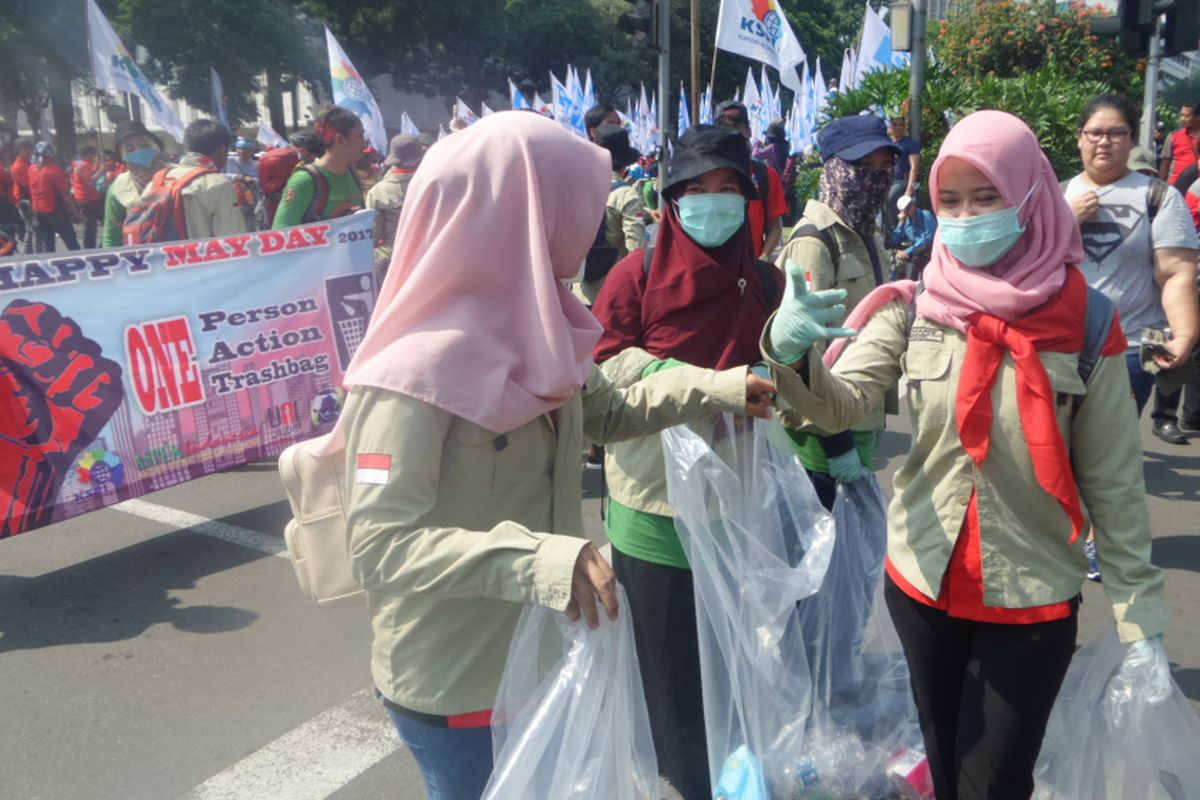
left=1037, top=23, right=1047, bottom=32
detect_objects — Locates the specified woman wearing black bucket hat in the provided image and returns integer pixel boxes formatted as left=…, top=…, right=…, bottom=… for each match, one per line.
left=589, top=124, right=784, bottom=799
left=100, top=120, right=166, bottom=247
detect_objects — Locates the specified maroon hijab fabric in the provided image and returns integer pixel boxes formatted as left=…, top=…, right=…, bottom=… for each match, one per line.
left=592, top=204, right=782, bottom=370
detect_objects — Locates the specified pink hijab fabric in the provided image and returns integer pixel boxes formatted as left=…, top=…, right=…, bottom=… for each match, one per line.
left=342, top=111, right=609, bottom=434
left=915, top=110, right=1084, bottom=333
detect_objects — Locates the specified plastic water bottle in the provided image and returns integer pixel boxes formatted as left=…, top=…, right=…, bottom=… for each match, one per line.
left=784, top=731, right=867, bottom=799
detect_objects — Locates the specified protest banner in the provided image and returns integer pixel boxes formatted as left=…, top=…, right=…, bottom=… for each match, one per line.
left=0, top=211, right=378, bottom=538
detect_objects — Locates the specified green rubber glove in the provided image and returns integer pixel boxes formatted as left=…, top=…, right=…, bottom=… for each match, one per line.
left=767, top=260, right=858, bottom=364
left=827, top=450, right=864, bottom=482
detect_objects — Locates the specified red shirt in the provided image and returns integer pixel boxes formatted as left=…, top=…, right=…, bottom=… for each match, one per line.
left=1185, top=181, right=1200, bottom=230
left=886, top=491, right=1074, bottom=624
left=72, top=159, right=101, bottom=204
left=10, top=155, right=31, bottom=204
left=1166, top=128, right=1199, bottom=185
left=29, top=161, right=69, bottom=214
left=747, top=160, right=788, bottom=258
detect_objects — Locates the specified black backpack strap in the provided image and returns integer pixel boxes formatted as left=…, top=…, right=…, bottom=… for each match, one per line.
left=787, top=214, right=841, bottom=267
left=753, top=260, right=781, bottom=312
left=752, top=157, right=771, bottom=216
left=1146, top=177, right=1169, bottom=222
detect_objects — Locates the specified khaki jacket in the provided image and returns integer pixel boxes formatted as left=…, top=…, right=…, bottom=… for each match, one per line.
left=597, top=347, right=676, bottom=516
left=343, top=361, right=747, bottom=715
left=765, top=300, right=1167, bottom=643
left=158, top=155, right=247, bottom=240
left=606, top=183, right=645, bottom=258
left=365, top=170, right=412, bottom=247
left=776, top=200, right=888, bottom=433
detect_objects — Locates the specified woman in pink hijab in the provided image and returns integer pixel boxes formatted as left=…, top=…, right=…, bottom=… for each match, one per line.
left=336, top=111, right=775, bottom=799
left=765, top=111, right=1168, bottom=799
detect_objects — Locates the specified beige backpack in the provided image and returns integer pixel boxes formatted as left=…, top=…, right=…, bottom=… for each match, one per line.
left=278, top=434, right=365, bottom=606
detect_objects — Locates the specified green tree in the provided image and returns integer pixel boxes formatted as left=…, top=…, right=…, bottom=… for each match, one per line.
left=828, top=0, right=1145, bottom=187
left=0, top=0, right=89, bottom=155
left=114, top=0, right=323, bottom=134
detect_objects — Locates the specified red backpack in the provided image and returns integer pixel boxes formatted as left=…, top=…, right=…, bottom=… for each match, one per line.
left=122, top=166, right=213, bottom=244
left=259, top=146, right=303, bottom=225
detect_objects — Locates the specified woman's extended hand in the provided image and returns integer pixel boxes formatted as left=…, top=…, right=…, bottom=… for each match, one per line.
left=767, top=260, right=857, bottom=364
left=744, top=371, right=777, bottom=419
left=566, top=543, right=619, bottom=629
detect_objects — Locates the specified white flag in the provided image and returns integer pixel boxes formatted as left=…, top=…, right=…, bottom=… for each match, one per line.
left=437, top=124, right=448, bottom=141
left=715, top=0, right=808, bottom=94
left=531, top=92, right=548, bottom=114
left=400, top=112, right=421, bottom=137
left=840, top=48, right=856, bottom=91
left=814, top=57, right=829, bottom=108
left=87, top=0, right=184, bottom=143
left=742, top=68, right=763, bottom=144
left=455, top=98, right=480, bottom=124
left=256, top=121, right=288, bottom=149
left=480, top=102, right=495, bottom=117
left=325, top=27, right=388, bottom=154
left=855, top=2, right=907, bottom=81
left=509, top=79, right=529, bottom=110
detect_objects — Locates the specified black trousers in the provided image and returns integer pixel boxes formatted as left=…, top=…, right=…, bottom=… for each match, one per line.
left=1150, top=346, right=1200, bottom=428
left=35, top=211, right=79, bottom=252
left=884, top=576, right=1078, bottom=800
left=611, top=547, right=710, bottom=800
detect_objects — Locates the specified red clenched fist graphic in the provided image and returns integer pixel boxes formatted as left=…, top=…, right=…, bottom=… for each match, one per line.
left=1, top=300, right=123, bottom=536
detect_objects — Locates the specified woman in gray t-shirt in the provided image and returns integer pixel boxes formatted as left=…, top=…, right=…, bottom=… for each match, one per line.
left=1065, top=93, right=1199, bottom=417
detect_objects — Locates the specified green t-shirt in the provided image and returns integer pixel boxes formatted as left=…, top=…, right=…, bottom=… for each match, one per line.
left=606, top=498, right=689, bottom=569
left=783, top=428, right=876, bottom=473
left=271, top=165, right=363, bottom=229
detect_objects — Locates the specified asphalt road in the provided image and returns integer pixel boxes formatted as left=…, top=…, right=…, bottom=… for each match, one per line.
left=2, top=408, right=1198, bottom=800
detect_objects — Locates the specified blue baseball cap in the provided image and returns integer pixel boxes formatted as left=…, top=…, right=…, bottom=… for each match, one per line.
left=817, top=115, right=901, bottom=163
left=234, top=137, right=255, bottom=149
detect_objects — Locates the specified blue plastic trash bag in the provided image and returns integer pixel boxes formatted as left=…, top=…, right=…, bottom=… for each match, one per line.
left=482, top=585, right=659, bottom=800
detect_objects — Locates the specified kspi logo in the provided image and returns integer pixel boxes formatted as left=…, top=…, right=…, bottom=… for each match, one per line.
left=742, top=0, right=783, bottom=47
left=78, top=447, right=126, bottom=488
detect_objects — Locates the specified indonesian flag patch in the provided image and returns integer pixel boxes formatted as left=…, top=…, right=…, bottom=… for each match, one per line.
left=356, top=453, right=392, bottom=485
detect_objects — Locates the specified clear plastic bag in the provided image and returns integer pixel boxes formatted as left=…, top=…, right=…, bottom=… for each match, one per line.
left=482, top=584, right=659, bottom=800
left=662, top=416, right=923, bottom=799
left=1034, top=629, right=1200, bottom=799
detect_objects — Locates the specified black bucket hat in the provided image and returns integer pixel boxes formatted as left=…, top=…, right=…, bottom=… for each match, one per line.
left=113, top=120, right=163, bottom=157
left=661, top=124, right=757, bottom=200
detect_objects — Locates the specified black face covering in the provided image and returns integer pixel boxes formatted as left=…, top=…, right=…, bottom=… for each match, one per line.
left=819, top=156, right=892, bottom=236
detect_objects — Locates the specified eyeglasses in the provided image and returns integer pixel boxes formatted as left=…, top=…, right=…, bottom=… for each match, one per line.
left=1081, top=128, right=1131, bottom=143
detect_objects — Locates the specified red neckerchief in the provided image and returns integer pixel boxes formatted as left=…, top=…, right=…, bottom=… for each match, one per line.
left=389, top=167, right=415, bottom=176
left=955, top=268, right=1124, bottom=545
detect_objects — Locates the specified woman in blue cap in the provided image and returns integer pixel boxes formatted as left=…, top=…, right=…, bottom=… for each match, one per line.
left=774, top=114, right=901, bottom=510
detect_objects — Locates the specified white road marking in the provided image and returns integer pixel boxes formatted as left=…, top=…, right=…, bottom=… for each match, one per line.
left=113, top=497, right=287, bottom=558
left=181, top=688, right=403, bottom=800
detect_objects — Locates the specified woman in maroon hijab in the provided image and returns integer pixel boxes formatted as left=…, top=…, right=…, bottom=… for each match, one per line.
left=590, top=124, right=784, bottom=799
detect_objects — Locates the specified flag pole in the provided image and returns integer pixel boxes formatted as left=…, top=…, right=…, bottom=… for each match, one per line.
left=691, top=0, right=700, bottom=123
